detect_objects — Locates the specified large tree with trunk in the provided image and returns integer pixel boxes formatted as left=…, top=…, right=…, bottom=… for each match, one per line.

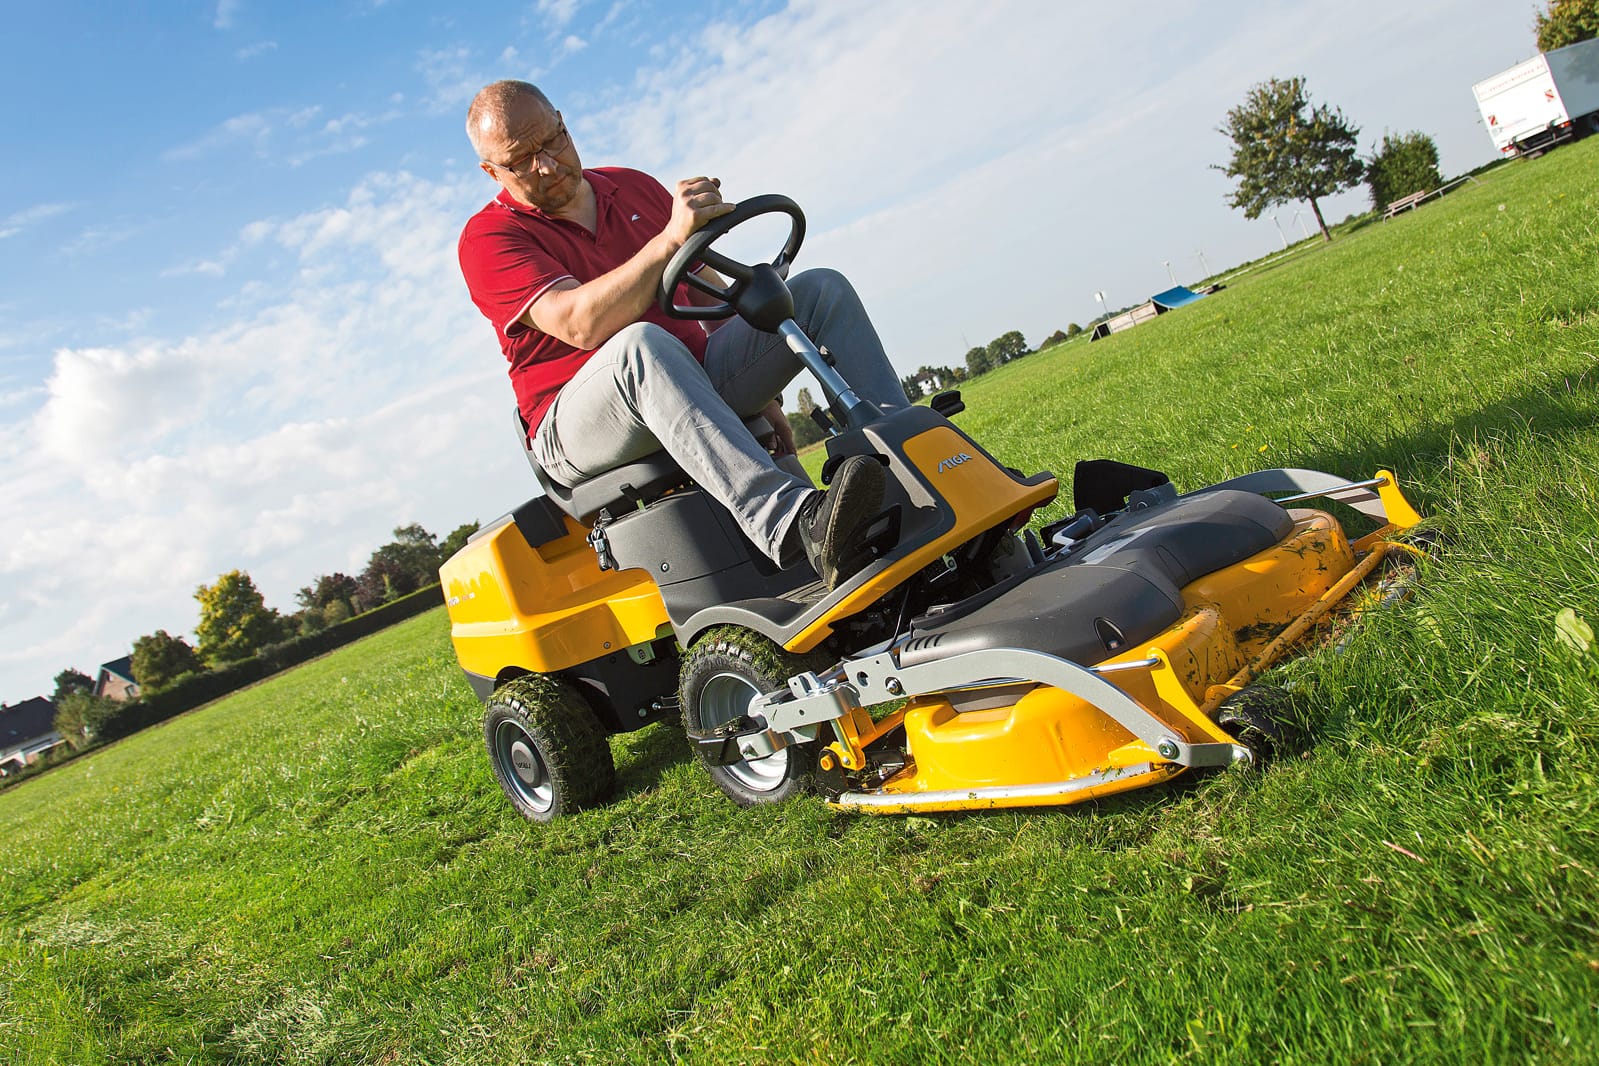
left=1217, top=76, right=1363, bottom=242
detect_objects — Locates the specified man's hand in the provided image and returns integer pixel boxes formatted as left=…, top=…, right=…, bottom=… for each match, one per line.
left=522, top=175, right=734, bottom=350
left=666, top=176, right=736, bottom=249
left=760, top=399, right=798, bottom=458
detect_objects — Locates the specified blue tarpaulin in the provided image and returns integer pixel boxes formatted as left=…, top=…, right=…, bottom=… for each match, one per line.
left=1150, top=286, right=1206, bottom=310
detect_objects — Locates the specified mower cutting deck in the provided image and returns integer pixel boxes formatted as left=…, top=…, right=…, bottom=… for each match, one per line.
left=440, top=194, right=1426, bottom=822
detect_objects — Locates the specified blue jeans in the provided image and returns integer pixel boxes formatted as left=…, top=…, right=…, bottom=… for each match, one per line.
left=529, top=269, right=908, bottom=562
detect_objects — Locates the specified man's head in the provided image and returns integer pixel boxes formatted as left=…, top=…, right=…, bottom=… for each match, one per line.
left=468, top=80, right=584, bottom=212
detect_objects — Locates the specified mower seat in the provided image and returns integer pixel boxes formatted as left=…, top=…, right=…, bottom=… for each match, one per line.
left=517, top=409, right=776, bottom=525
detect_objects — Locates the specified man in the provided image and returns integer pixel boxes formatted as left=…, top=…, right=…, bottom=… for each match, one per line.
left=458, top=80, right=909, bottom=589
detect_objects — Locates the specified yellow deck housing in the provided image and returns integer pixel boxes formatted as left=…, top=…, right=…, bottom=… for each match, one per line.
left=442, top=513, right=671, bottom=680
left=847, top=509, right=1360, bottom=808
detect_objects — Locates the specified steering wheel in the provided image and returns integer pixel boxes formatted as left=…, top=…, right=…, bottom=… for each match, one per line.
left=657, top=194, right=806, bottom=321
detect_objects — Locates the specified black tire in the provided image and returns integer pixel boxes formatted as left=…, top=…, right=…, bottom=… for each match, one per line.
left=679, top=627, right=832, bottom=807
left=1217, top=684, right=1308, bottom=767
left=484, top=675, right=616, bottom=823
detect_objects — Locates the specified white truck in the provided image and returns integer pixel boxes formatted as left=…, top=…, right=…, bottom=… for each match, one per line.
left=1473, top=37, right=1599, bottom=157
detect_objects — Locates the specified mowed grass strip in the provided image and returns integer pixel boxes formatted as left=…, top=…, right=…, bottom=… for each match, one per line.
left=3, top=139, right=1597, bottom=1065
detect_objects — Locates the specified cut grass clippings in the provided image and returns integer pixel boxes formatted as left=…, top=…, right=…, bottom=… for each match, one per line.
left=3, top=140, right=1598, bottom=1065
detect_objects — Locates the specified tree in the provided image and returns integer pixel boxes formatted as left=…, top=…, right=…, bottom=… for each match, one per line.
left=53, top=691, right=119, bottom=748
left=296, top=572, right=359, bottom=612
left=987, top=331, right=1029, bottom=365
left=130, top=630, right=201, bottom=692
left=1217, top=77, right=1363, bottom=241
left=965, top=346, right=992, bottom=377
left=1066, top=322, right=1083, bottom=338
left=1536, top=0, right=1599, bottom=50
left=52, top=668, right=93, bottom=703
left=355, top=524, right=442, bottom=611
left=438, top=522, right=481, bottom=562
left=1040, top=329, right=1070, bottom=349
left=1366, top=131, right=1443, bottom=212
left=195, top=570, right=290, bottom=665
left=787, top=386, right=826, bottom=447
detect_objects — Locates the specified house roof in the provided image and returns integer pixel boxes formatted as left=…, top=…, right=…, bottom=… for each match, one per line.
left=99, top=655, right=136, bottom=683
left=0, top=697, right=59, bottom=748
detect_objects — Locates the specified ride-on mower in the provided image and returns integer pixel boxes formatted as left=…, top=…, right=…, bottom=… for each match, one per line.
left=440, top=195, right=1425, bottom=822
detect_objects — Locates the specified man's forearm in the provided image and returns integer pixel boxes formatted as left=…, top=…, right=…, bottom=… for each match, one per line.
left=523, top=232, right=678, bottom=349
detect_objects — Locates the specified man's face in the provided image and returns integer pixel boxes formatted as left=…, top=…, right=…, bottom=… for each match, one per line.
left=477, top=98, right=583, bottom=212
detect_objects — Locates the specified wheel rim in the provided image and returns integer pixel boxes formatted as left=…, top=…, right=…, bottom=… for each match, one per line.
left=699, top=671, right=789, bottom=793
left=494, top=719, right=554, bottom=813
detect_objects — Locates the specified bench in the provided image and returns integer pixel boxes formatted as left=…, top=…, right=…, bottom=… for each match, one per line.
left=1383, top=190, right=1429, bottom=220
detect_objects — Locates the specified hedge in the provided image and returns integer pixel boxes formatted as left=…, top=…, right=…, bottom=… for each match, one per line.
left=94, top=584, right=446, bottom=743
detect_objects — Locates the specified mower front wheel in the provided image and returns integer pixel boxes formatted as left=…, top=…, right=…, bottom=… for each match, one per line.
left=680, top=628, right=830, bottom=807
left=484, top=675, right=616, bottom=824
left=1217, top=684, right=1307, bottom=767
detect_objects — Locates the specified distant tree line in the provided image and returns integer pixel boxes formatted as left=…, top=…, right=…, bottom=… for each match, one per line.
left=782, top=325, right=1089, bottom=448
left=49, top=519, right=477, bottom=748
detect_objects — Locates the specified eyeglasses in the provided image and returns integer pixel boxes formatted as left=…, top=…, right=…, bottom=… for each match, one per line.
left=489, top=115, right=571, bottom=177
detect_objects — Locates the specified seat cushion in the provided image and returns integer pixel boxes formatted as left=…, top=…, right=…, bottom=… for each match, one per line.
left=531, top=416, right=774, bottom=525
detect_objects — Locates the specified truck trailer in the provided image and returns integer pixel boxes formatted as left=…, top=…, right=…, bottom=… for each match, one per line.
left=1473, top=37, right=1599, bottom=157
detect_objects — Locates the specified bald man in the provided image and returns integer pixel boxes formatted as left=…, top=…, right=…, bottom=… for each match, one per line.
left=458, top=80, right=909, bottom=589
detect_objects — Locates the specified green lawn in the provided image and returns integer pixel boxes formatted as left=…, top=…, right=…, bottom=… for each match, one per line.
left=4, top=140, right=1598, bottom=1065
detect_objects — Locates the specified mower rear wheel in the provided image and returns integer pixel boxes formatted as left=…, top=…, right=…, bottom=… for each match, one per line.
left=1217, top=684, right=1307, bottom=767
left=680, top=627, right=831, bottom=807
left=484, top=675, right=615, bottom=824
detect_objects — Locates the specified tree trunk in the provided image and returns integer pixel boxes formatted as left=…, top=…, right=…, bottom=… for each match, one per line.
left=1309, top=197, right=1332, bottom=242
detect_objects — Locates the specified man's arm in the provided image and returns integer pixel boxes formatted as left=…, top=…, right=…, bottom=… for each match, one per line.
left=521, top=176, right=732, bottom=349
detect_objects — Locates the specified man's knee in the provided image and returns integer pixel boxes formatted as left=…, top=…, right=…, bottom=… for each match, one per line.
left=605, top=322, right=699, bottom=378
left=790, top=266, right=851, bottom=298
left=611, top=320, right=685, bottom=354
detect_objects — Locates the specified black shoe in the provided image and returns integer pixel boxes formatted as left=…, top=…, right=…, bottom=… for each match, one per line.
left=795, top=455, right=885, bottom=589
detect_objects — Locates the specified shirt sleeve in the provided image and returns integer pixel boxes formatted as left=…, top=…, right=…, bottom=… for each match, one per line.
left=458, top=211, right=574, bottom=338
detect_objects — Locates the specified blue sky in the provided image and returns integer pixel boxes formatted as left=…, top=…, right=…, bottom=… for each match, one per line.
left=0, top=0, right=1545, bottom=701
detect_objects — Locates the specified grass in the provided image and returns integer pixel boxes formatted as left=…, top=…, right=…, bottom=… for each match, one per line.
left=4, top=140, right=1598, bottom=1065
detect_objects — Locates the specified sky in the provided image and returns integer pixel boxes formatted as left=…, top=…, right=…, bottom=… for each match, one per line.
left=0, top=0, right=1549, bottom=702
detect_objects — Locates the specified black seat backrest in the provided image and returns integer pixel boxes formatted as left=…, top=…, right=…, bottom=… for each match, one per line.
left=515, top=408, right=774, bottom=525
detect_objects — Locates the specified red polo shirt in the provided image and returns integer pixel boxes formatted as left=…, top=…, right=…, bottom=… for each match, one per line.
left=458, top=167, right=708, bottom=434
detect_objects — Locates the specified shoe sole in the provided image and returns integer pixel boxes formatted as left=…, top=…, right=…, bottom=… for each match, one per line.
left=817, top=457, right=885, bottom=587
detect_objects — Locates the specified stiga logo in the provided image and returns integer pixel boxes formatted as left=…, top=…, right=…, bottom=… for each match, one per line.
left=936, top=452, right=973, bottom=473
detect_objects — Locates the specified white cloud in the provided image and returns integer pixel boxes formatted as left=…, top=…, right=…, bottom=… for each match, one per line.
left=536, top=0, right=584, bottom=29
left=417, top=45, right=484, bottom=113
left=237, top=40, right=277, bottom=60
left=163, top=104, right=400, bottom=170
left=162, top=259, right=229, bottom=279
left=0, top=202, right=74, bottom=240
left=214, top=0, right=240, bottom=31
left=560, top=35, right=587, bottom=56
left=164, top=110, right=276, bottom=162
left=0, top=170, right=522, bottom=696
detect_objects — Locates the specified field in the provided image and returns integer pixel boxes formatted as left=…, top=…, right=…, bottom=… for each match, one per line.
left=4, top=140, right=1597, bottom=1065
